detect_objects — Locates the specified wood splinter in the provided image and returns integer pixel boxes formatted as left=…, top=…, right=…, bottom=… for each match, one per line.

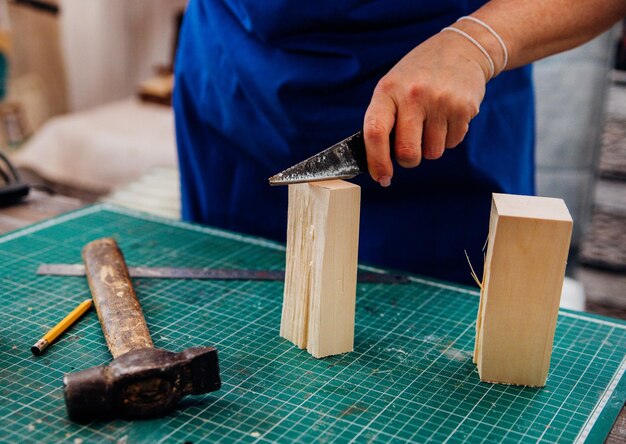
left=280, top=180, right=360, bottom=359
left=474, top=193, right=573, bottom=387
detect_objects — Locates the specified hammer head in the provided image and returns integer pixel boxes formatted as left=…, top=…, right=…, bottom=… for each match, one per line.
left=63, top=347, right=220, bottom=422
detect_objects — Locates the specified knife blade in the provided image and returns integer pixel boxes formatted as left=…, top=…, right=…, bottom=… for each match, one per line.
left=268, top=130, right=368, bottom=186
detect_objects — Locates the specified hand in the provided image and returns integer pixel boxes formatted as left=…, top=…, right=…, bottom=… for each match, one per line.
left=363, top=30, right=490, bottom=187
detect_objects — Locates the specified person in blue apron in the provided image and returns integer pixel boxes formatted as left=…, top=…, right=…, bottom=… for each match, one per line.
left=173, top=1, right=626, bottom=285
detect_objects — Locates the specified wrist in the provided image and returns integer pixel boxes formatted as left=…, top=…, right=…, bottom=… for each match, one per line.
left=452, top=17, right=508, bottom=76
left=437, top=29, right=494, bottom=83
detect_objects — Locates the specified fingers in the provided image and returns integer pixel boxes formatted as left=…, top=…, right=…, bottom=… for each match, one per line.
left=422, top=116, right=447, bottom=160
left=445, top=119, right=470, bottom=149
left=393, top=96, right=424, bottom=168
left=364, top=94, right=469, bottom=185
left=396, top=113, right=469, bottom=163
left=402, top=98, right=476, bottom=161
left=445, top=102, right=476, bottom=149
left=422, top=96, right=474, bottom=159
left=363, top=89, right=396, bottom=187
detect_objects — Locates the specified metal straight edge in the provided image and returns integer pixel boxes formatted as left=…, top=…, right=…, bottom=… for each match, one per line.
left=37, top=264, right=410, bottom=284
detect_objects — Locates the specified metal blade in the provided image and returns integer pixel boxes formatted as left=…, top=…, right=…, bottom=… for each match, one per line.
left=37, top=264, right=410, bottom=284
left=268, top=131, right=368, bottom=186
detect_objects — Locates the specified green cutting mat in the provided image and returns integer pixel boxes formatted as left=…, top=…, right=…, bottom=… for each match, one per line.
left=0, top=204, right=625, bottom=443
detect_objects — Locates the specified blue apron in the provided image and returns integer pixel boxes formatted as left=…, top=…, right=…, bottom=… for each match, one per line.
left=173, top=0, right=535, bottom=285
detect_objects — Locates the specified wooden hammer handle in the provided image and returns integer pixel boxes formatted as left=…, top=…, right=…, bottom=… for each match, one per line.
left=83, top=238, right=153, bottom=358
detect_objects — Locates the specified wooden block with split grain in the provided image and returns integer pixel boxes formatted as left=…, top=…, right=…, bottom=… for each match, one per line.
left=280, top=180, right=360, bottom=358
left=474, top=193, right=573, bottom=387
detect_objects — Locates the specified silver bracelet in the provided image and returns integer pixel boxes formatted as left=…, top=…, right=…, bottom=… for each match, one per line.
left=441, top=26, right=495, bottom=79
left=458, top=16, right=509, bottom=74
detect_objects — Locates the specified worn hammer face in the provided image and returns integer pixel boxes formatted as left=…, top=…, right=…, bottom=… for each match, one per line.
left=63, top=347, right=220, bottom=422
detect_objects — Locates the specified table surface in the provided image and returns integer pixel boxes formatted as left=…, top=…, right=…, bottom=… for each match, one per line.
left=0, top=198, right=626, bottom=442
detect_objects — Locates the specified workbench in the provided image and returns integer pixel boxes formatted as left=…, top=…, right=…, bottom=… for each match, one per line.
left=0, top=196, right=625, bottom=443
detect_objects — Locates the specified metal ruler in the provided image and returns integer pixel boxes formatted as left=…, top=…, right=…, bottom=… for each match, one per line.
left=37, top=264, right=410, bottom=284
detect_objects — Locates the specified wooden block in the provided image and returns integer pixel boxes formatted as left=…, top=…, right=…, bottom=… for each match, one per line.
left=137, top=74, right=174, bottom=106
left=474, top=193, right=573, bottom=387
left=280, top=180, right=360, bottom=358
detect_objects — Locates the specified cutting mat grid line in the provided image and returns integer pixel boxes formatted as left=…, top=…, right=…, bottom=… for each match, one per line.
left=0, top=204, right=624, bottom=443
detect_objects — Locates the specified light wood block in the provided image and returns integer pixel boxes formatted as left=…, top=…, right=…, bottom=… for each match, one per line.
left=474, top=193, right=573, bottom=387
left=280, top=180, right=360, bottom=358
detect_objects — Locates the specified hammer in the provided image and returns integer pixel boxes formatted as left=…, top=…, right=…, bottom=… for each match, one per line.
left=63, top=238, right=221, bottom=422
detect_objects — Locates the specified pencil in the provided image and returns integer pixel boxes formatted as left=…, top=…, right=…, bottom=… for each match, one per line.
left=31, top=299, right=93, bottom=356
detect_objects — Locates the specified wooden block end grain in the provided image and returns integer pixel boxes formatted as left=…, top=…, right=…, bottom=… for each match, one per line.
left=280, top=180, right=360, bottom=359
left=475, top=193, right=573, bottom=387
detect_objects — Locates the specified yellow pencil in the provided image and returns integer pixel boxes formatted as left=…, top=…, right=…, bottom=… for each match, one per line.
left=31, top=299, right=93, bottom=356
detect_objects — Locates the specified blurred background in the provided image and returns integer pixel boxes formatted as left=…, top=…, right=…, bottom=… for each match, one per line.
left=0, top=0, right=625, bottom=317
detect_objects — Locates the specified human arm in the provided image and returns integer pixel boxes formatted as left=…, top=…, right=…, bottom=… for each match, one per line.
left=364, top=0, right=626, bottom=187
